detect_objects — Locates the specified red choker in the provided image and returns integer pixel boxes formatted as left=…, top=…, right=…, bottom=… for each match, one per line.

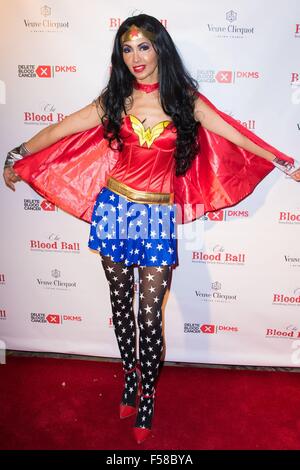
left=133, top=81, right=159, bottom=93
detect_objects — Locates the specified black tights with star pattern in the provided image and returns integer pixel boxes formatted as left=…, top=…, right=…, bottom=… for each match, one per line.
left=101, top=254, right=171, bottom=413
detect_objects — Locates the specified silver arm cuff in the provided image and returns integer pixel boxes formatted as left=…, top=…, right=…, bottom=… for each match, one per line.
left=272, top=157, right=300, bottom=176
left=4, top=143, right=31, bottom=168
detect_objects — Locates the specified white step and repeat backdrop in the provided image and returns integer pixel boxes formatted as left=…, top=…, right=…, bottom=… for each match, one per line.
left=1, top=0, right=300, bottom=366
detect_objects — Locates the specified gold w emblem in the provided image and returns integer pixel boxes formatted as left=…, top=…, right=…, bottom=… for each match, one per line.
left=129, top=115, right=171, bottom=148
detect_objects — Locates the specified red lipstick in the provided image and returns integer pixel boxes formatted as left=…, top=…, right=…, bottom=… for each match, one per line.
left=133, top=65, right=146, bottom=73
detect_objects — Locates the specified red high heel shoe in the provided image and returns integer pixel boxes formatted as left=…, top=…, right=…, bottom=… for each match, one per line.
left=133, top=391, right=155, bottom=444
left=119, top=365, right=141, bottom=419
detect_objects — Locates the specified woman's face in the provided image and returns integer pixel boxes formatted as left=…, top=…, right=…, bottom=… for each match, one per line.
left=121, top=33, right=158, bottom=83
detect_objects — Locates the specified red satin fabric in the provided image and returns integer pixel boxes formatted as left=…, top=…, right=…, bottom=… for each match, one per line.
left=14, top=125, right=119, bottom=222
left=14, top=92, right=294, bottom=224
left=174, top=92, right=294, bottom=222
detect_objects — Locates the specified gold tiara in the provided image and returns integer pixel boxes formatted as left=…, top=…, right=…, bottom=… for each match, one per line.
left=121, top=24, right=155, bottom=44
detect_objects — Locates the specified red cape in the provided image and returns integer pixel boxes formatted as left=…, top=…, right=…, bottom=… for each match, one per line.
left=14, top=92, right=294, bottom=224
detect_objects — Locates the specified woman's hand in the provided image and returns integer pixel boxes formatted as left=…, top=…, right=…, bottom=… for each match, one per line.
left=290, top=168, right=300, bottom=182
left=3, top=167, right=22, bottom=191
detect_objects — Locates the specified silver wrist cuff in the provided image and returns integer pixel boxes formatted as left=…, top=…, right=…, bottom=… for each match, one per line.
left=272, top=157, right=299, bottom=175
left=4, top=143, right=31, bottom=168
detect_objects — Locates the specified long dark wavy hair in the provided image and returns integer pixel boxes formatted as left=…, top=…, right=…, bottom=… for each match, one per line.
left=95, top=14, right=200, bottom=176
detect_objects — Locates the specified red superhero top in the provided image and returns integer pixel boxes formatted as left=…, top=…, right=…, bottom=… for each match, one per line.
left=108, top=114, right=176, bottom=194
left=14, top=92, right=295, bottom=224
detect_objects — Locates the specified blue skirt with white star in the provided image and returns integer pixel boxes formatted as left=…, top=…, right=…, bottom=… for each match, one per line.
left=88, top=187, right=178, bottom=266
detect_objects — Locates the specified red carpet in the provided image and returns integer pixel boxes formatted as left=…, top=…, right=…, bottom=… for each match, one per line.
left=1, top=356, right=300, bottom=450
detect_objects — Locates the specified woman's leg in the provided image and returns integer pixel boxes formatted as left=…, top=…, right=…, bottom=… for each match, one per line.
left=100, top=254, right=138, bottom=407
left=135, top=264, right=172, bottom=430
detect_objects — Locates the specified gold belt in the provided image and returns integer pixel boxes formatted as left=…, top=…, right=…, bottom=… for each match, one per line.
left=106, top=176, right=174, bottom=205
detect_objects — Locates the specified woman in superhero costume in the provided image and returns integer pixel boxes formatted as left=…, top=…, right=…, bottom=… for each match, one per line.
left=3, top=14, right=300, bottom=444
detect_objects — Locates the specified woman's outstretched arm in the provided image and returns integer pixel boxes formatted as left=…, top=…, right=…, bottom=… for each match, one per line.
left=194, top=96, right=300, bottom=182
left=24, top=100, right=103, bottom=154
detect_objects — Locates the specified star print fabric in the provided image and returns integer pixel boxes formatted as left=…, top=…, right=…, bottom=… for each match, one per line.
left=88, top=187, right=178, bottom=267
left=101, top=253, right=137, bottom=372
left=100, top=253, right=171, bottom=425
left=135, top=263, right=171, bottom=429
